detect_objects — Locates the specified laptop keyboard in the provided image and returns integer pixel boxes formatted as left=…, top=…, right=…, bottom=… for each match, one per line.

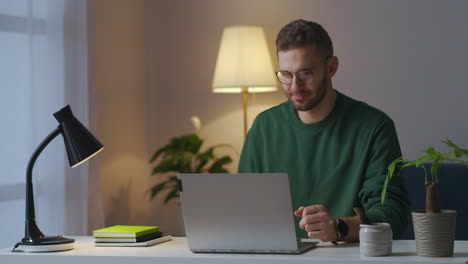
left=297, top=241, right=317, bottom=251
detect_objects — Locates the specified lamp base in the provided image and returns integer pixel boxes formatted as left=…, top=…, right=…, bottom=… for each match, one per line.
left=16, top=235, right=74, bottom=252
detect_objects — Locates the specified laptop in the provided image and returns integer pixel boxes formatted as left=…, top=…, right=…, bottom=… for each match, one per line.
left=177, top=173, right=317, bottom=254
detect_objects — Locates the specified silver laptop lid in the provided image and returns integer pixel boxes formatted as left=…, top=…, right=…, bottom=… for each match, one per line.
left=178, top=173, right=299, bottom=252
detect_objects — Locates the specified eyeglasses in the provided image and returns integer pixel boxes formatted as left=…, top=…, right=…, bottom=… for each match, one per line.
left=275, top=70, right=315, bottom=85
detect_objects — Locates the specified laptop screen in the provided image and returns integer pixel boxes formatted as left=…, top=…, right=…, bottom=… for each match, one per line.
left=178, top=173, right=300, bottom=252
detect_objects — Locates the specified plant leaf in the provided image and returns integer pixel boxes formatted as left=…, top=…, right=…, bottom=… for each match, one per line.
left=150, top=133, right=233, bottom=204
left=195, top=147, right=215, bottom=172
left=152, top=159, right=180, bottom=174
left=197, top=147, right=215, bottom=161
left=150, top=181, right=169, bottom=198
left=382, top=139, right=468, bottom=208
left=208, top=156, right=232, bottom=173
left=443, top=138, right=468, bottom=158
left=425, top=147, right=436, bottom=155
left=164, top=189, right=180, bottom=204
left=178, top=134, right=203, bottom=154
left=381, top=157, right=404, bottom=206
left=150, top=144, right=171, bottom=162
left=150, top=176, right=178, bottom=202
left=209, top=143, right=239, bottom=157
left=381, top=172, right=390, bottom=206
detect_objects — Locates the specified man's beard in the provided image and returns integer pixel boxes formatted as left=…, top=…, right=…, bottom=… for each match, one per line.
left=288, top=76, right=328, bottom=112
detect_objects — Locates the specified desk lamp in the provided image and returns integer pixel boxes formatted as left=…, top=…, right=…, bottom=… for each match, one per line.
left=14, top=105, right=103, bottom=252
left=212, top=26, right=277, bottom=138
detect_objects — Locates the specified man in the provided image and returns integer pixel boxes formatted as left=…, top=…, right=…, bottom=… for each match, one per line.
left=238, top=19, right=409, bottom=243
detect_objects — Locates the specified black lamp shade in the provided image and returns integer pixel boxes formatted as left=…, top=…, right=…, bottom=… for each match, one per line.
left=53, top=105, right=103, bottom=167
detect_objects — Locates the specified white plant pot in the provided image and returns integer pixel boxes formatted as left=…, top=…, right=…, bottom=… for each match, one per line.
left=412, top=209, right=457, bottom=257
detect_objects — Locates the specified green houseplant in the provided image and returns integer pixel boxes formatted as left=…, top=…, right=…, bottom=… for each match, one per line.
left=381, top=138, right=468, bottom=257
left=149, top=131, right=234, bottom=204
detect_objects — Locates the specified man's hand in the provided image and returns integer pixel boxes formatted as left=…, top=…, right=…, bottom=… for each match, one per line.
left=294, top=205, right=337, bottom=242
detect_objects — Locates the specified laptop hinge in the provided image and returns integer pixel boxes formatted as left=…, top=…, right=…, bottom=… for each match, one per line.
left=177, top=179, right=183, bottom=192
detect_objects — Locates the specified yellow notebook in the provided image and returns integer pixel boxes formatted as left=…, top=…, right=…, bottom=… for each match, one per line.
left=93, top=225, right=159, bottom=238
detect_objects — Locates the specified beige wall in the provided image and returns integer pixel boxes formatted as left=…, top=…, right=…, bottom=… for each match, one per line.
left=89, top=0, right=468, bottom=236
left=89, top=0, right=152, bottom=230
left=145, top=0, right=288, bottom=235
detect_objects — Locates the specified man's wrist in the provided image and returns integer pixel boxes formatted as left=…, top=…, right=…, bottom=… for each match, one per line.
left=334, top=218, right=349, bottom=242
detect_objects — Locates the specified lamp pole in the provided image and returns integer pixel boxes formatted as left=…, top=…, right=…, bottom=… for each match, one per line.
left=24, top=127, right=61, bottom=242
left=241, top=88, right=248, bottom=139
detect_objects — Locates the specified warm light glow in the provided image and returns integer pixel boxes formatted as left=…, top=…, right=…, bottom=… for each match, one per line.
left=213, top=87, right=277, bottom=93
left=212, top=26, right=277, bottom=94
left=71, top=147, right=104, bottom=168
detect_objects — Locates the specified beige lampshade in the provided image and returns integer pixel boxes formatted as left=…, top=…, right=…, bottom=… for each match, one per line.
left=212, top=26, right=277, bottom=93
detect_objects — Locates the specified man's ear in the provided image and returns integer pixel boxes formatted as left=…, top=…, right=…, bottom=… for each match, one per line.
left=328, top=56, right=339, bottom=78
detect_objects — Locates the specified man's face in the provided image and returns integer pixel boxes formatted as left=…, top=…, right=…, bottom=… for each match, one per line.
left=277, top=45, right=331, bottom=112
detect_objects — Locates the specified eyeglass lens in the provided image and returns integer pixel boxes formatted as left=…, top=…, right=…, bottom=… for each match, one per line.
left=276, top=70, right=314, bottom=85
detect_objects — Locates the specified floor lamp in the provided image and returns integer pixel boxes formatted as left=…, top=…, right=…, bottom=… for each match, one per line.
left=212, top=26, right=277, bottom=138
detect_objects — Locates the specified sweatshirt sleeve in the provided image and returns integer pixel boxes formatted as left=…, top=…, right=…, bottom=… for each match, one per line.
left=358, top=116, right=410, bottom=238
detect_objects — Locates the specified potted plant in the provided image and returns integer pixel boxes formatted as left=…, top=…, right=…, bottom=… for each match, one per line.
left=381, top=138, right=468, bottom=257
left=149, top=117, right=235, bottom=204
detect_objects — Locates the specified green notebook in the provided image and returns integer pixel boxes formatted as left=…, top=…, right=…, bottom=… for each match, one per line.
left=93, top=225, right=159, bottom=238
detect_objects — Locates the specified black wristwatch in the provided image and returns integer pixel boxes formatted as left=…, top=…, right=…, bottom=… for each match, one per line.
left=335, top=218, right=349, bottom=242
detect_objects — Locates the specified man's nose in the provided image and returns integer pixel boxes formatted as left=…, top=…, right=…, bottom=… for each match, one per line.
left=289, top=75, right=302, bottom=92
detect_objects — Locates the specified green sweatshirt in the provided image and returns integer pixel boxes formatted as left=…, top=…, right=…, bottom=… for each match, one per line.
left=238, top=91, right=409, bottom=238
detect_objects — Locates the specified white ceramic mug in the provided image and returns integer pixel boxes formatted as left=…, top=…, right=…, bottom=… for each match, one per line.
left=359, top=223, right=392, bottom=257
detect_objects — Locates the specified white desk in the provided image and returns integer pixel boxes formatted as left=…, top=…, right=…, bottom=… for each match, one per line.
left=1, top=237, right=467, bottom=264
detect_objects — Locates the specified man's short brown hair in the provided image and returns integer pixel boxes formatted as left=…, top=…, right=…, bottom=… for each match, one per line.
left=276, top=19, right=333, bottom=58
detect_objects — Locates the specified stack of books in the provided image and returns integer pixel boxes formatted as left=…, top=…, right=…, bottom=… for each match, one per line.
left=93, top=225, right=171, bottom=247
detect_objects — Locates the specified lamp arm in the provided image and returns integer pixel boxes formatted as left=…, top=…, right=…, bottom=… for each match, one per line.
left=24, top=126, right=61, bottom=241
